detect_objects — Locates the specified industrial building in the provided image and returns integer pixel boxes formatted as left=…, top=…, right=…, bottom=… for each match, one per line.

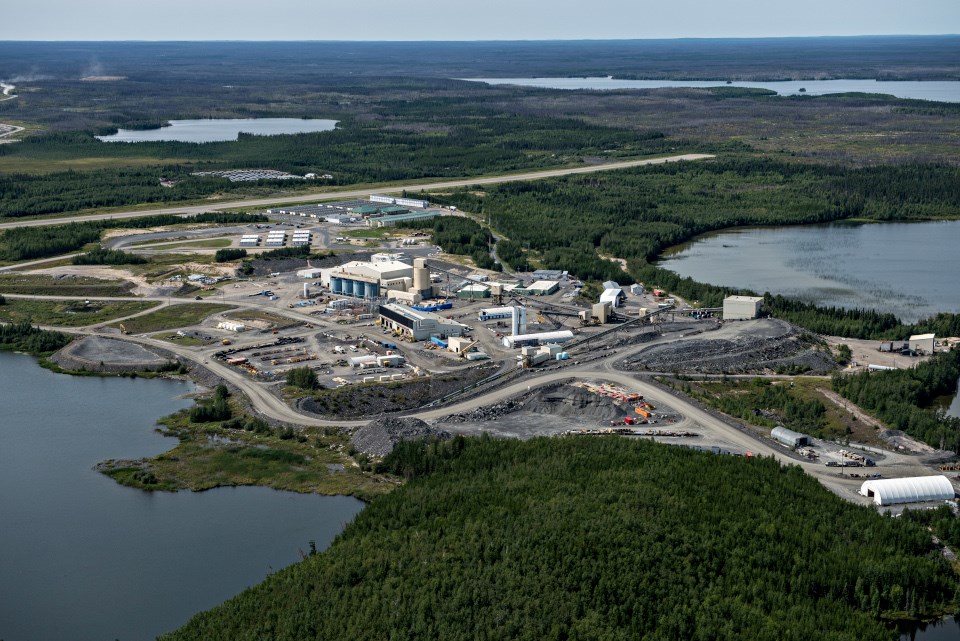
left=367, top=211, right=439, bottom=228
left=908, top=333, right=936, bottom=355
left=629, top=283, right=645, bottom=296
left=600, top=288, right=626, bottom=307
left=517, top=280, right=560, bottom=296
left=723, top=295, right=763, bottom=321
left=770, top=426, right=811, bottom=448
left=859, top=475, right=954, bottom=506
left=370, top=194, right=430, bottom=209
left=458, top=283, right=491, bottom=299
left=319, top=257, right=432, bottom=300
left=297, top=268, right=324, bottom=279
left=378, top=303, right=464, bottom=341
left=532, top=269, right=566, bottom=281
left=503, top=330, right=574, bottom=349
left=478, top=306, right=527, bottom=335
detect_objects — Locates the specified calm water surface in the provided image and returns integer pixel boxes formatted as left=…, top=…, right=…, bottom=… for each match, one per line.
left=96, top=118, right=338, bottom=143
left=0, top=351, right=363, bottom=641
left=464, top=78, right=960, bottom=102
left=900, top=616, right=960, bottom=641
left=658, top=221, right=960, bottom=324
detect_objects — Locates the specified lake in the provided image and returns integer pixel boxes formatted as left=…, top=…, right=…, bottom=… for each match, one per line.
left=900, top=616, right=960, bottom=641
left=463, top=78, right=960, bottom=102
left=96, top=117, right=339, bottom=143
left=0, top=351, right=363, bottom=641
left=657, top=220, right=960, bottom=324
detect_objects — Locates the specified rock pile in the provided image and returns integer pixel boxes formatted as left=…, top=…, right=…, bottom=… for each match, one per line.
left=351, top=417, right=450, bottom=457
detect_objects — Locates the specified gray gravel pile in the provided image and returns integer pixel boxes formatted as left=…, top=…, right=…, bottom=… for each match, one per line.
left=351, top=417, right=451, bottom=457
left=619, top=324, right=835, bottom=374
left=440, top=384, right=629, bottom=424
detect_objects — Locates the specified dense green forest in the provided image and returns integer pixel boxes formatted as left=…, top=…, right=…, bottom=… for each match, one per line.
left=0, top=118, right=676, bottom=218
left=164, top=436, right=956, bottom=641
left=434, top=158, right=960, bottom=337
left=0, top=212, right=266, bottom=262
left=418, top=216, right=500, bottom=271
left=72, top=247, right=146, bottom=266
left=832, top=349, right=960, bottom=450
left=0, top=321, right=72, bottom=354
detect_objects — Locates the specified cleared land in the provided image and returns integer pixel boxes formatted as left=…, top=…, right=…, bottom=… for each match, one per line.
left=0, top=298, right=158, bottom=326
left=109, top=302, right=235, bottom=334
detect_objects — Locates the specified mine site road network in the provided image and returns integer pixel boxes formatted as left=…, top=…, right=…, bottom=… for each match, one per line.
left=0, top=154, right=714, bottom=230
left=15, top=291, right=929, bottom=501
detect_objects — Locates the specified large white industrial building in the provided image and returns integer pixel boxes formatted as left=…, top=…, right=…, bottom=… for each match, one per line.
left=378, top=303, right=464, bottom=341
left=859, top=475, right=954, bottom=506
left=723, top=295, right=763, bottom=321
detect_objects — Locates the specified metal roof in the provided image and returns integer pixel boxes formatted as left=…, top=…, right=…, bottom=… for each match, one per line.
left=860, top=475, right=954, bottom=506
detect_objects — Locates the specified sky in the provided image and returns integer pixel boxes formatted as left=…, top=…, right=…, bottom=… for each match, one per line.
left=1, top=0, right=958, bottom=41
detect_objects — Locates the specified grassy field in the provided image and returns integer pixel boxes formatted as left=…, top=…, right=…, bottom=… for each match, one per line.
left=0, top=298, right=159, bottom=326
left=140, top=238, right=234, bottom=250
left=223, top=309, right=289, bottom=326
left=101, top=408, right=393, bottom=500
left=158, top=333, right=208, bottom=347
left=0, top=155, right=192, bottom=174
left=109, top=302, right=235, bottom=333
left=0, top=273, right=136, bottom=296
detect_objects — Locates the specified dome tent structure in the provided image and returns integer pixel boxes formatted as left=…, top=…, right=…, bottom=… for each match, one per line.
left=859, top=475, right=954, bottom=506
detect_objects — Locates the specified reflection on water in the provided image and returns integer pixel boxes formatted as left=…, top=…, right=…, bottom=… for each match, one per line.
left=0, top=352, right=363, bottom=641
left=658, top=221, right=960, bottom=324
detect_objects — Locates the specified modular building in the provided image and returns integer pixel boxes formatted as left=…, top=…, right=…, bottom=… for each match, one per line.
left=723, top=295, right=764, bottom=321
left=239, top=234, right=260, bottom=247
left=908, top=333, right=936, bottom=355
left=770, top=426, right=811, bottom=448
left=378, top=303, right=464, bottom=341
left=502, top=330, right=574, bottom=349
left=859, top=475, right=955, bottom=506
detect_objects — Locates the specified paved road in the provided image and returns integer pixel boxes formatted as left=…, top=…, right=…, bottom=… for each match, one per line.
left=0, top=154, right=714, bottom=230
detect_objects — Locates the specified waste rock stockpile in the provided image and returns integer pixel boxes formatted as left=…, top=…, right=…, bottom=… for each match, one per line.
left=350, top=417, right=451, bottom=457
left=440, top=383, right=632, bottom=425
left=619, top=319, right=836, bottom=374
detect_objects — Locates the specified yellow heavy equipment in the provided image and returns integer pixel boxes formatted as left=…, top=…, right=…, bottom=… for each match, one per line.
left=457, top=340, right=481, bottom=358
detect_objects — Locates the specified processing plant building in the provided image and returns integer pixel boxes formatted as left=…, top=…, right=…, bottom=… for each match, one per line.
left=378, top=303, right=464, bottom=341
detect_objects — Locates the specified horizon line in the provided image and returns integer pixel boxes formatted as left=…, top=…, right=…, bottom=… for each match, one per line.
left=2, top=34, right=959, bottom=44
